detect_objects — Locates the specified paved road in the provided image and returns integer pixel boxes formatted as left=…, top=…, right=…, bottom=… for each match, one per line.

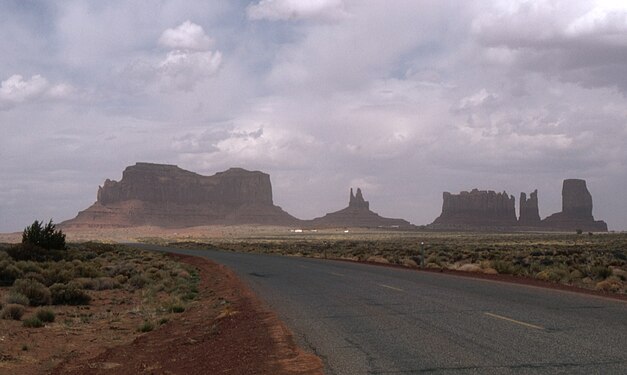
left=136, top=245, right=627, bottom=374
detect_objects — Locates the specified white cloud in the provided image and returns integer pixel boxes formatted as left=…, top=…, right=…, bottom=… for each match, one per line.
left=46, top=83, right=76, bottom=99
left=121, top=21, right=222, bottom=91
left=566, top=2, right=627, bottom=40
left=457, top=89, right=499, bottom=111
left=247, top=0, right=347, bottom=21
left=158, top=21, right=214, bottom=50
left=0, top=74, right=75, bottom=110
left=158, top=50, right=222, bottom=90
left=0, top=74, right=48, bottom=104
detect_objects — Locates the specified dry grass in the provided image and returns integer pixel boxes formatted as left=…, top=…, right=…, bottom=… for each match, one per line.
left=166, top=230, right=627, bottom=294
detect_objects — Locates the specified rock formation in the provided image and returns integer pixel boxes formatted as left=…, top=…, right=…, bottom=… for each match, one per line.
left=429, top=189, right=517, bottom=230
left=349, top=188, right=369, bottom=210
left=428, top=179, right=608, bottom=231
left=542, top=179, right=607, bottom=231
left=308, top=188, right=414, bottom=229
left=61, top=163, right=298, bottom=228
left=518, top=190, right=541, bottom=226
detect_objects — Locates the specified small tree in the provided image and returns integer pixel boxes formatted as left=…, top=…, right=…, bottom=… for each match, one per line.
left=22, top=220, right=66, bottom=250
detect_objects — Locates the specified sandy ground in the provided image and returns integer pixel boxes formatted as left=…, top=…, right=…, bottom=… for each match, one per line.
left=51, top=254, right=322, bottom=375
left=0, top=252, right=322, bottom=375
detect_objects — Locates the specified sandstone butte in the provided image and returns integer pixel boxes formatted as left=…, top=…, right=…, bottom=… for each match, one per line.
left=61, top=162, right=299, bottom=228
left=306, top=188, right=416, bottom=230
left=62, top=163, right=416, bottom=230
left=428, top=179, right=608, bottom=232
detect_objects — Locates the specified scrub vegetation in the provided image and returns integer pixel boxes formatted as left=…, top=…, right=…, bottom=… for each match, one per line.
left=171, top=231, right=627, bottom=294
left=0, top=240, right=199, bottom=323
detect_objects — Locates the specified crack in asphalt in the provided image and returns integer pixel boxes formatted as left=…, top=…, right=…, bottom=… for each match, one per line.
left=344, top=336, right=379, bottom=374
left=292, top=327, right=336, bottom=375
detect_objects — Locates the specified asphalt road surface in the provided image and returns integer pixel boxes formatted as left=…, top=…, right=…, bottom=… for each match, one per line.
left=136, top=244, right=627, bottom=374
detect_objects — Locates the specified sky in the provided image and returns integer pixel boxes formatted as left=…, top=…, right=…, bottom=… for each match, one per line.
left=1, top=0, right=627, bottom=232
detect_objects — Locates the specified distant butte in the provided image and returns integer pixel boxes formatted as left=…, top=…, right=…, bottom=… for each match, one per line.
left=542, top=179, right=608, bottom=232
left=307, top=188, right=415, bottom=229
left=429, top=189, right=517, bottom=230
left=61, top=163, right=298, bottom=228
left=428, top=179, right=608, bottom=232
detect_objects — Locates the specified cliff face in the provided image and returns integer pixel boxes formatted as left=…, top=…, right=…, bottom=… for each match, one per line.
left=62, top=163, right=297, bottom=228
left=542, top=179, right=607, bottom=231
left=430, top=189, right=517, bottom=229
left=308, top=188, right=414, bottom=229
left=97, top=163, right=273, bottom=206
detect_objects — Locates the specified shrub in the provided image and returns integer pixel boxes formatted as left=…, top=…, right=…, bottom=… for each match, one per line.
left=7, top=243, right=44, bottom=261
left=4, top=292, right=30, bottom=306
left=596, top=277, right=622, bottom=292
left=22, top=219, right=66, bottom=250
left=95, top=277, right=120, bottom=290
left=536, top=268, right=568, bottom=283
left=22, top=316, right=44, bottom=328
left=137, top=321, right=154, bottom=332
left=1, top=304, right=25, bottom=320
left=74, top=263, right=102, bottom=278
left=42, top=262, right=75, bottom=286
left=50, top=282, right=91, bottom=305
left=128, top=274, right=150, bottom=289
left=15, top=261, right=43, bottom=274
left=590, top=265, right=612, bottom=280
left=74, top=277, right=97, bottom=290
left=106, top=264, right=138, bottom=278
left=0, top=262, right=23, bottom=286
left=569, top=269, right=585, bottom=281
left=35, top=308, right=55, bottom=323
left=11, top=279, right=51, bottom=306
left=492, top=260, right=516, bottom=275
left=170, top=305, right=185, bottom=313
left=75, top=277, right=120, bottom=291
left=24, top=272, right=46, bottom=284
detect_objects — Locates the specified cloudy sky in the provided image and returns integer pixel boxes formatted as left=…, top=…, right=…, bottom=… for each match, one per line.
left=1, top=0, right=626, bottom=232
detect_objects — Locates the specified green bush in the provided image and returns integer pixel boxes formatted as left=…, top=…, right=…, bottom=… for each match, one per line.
left=22, top=219, right=66, bottom=250
left=74, top=277, right=97, bottom=290
left=50, top=282, right=91, bottom=305
left=23, top=271, right=46, bottom=284
left=42, top=263, right=75, bottom=286
left=35, top=308, right=55, bottom=323
left=536, top=267, right=569, bottom=282
left=4, top=292, right=30, bottom=306
left=15, top=261, right=43, bottom=274
left=492, top=260, right=516, bottom=275
left=1, top=304, right=25, bottom=320
left=95, top=277, right=120, bottom=290
left=22, top=316, right=44, bottom=328
left=107, top=264, right=138, bottom=278
left=137, top=321, right=155, bottom=332
left=0, top=262, right=23, bottom=286
left=129, top=274, right=150, bottom=289
left=170, top=305, right=185, bottom=313
left=590, top=265, right=612, bottom=280
left=74, top=261, right=102, bottom=278
left=11, top=279, right=51, bottom=306
left=7, top=243, right=64, bottom=262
